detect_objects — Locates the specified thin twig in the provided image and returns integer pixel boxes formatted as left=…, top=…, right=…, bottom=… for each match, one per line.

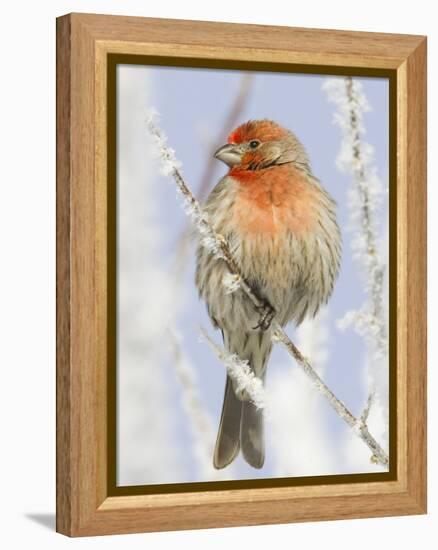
left=146, top=112, right=389, bottom=467
left=325, top=77, right=389, bottom=442
left=345, top=76, right=387, bottom=348
left=359, top=391, right=375, bottom=427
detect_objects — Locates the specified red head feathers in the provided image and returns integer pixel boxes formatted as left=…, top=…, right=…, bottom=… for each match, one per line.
left=227, top=119, right=289, bottom=145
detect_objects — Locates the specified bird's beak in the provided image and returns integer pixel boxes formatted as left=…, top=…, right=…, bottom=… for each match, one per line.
left=214, top=143, right=242, bottom=167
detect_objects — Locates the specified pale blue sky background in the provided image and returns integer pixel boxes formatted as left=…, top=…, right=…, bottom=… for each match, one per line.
left=116, top=64, right=389, bottom=486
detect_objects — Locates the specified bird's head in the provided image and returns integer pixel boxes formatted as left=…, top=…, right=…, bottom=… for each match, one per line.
left=214, top=119, right=309, bottom=172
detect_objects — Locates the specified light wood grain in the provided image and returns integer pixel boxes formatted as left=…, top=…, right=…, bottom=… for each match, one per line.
left=76, top=12, right=422, bottom=67
left=405, top=38, right=427, bottom=508
left=56, top=13, right=427, bottom=537
left=396, top=60, right=409, bottom=488
left=56, top=14, right=72, bottom=536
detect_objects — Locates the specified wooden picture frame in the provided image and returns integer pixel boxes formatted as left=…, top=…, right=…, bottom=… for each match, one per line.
left=56, top=13, right=427, bottom=537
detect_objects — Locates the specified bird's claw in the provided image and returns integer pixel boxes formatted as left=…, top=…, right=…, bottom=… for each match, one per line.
left=253, top=303, right=276, bottom=331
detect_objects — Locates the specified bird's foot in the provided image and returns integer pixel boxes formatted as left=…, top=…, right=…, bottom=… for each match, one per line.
left=253, top=302, right=276, bottom=331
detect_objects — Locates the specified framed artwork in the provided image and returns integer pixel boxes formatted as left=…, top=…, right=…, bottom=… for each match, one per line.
left=56, top=13, right=427, bottom=536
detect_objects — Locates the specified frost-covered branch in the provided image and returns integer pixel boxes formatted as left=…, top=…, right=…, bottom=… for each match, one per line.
left=222, top=273, right=242, bottom=294
left=323, top=77, right=387, bottom=354
left=323, top=77, right=389, bottom=449
left=146, top=109, right=270, bottom=314
left=199, top=327, right=265, bottom=410
left=173, top=74, right=253, bottom=273
left=146, top=109, right=389, bottom=467
left=360, top=391, right=375, bottom=427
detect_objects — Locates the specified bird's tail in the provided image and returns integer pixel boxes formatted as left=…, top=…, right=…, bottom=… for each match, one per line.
left=213, top=376, right=242, bottom=469
left=240, top=398, right=265, bottom=469
left=213, top=331, right=271, bottom=470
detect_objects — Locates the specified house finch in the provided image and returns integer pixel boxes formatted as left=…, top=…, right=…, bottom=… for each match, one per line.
left=195, top=119, right=341, bottom=469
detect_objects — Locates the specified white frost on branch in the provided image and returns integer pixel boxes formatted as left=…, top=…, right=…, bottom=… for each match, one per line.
left=323, top=76, right=389, bottom=456
left=322, top=77, right=387, bottom=346
left=145, top=108, right=182, bottom=176
left=145, top=108, right=225, bottom=261
left=222, top=273, right=241, bottom=294
left=199, top=327, right=266, bottom=410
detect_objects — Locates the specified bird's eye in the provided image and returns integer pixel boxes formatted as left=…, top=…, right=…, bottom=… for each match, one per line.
left=249, top=140, right=260, bottom=149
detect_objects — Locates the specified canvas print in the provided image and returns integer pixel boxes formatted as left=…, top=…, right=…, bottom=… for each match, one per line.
left=116, top=64, right=390, bottom=486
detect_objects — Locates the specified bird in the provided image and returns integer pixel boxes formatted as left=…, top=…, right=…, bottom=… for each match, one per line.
left=195, top=119, right=341, bottom=470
